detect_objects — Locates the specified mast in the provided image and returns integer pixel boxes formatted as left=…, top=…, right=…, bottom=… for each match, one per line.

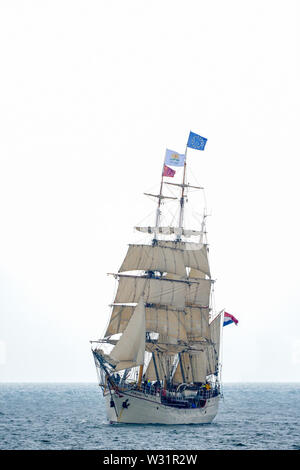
left=178, top=353, right=186, bottom=383
left=200, top=213, right=206, bottom=244
left=152, top=352, right=160, bottom=382
left=154, top=162, right=165, bottom=234
left=177, top=145, right=188, bottom=240
left=141, top=159, right=165, bottom=383
left=138, top=364, right=143, bottom=388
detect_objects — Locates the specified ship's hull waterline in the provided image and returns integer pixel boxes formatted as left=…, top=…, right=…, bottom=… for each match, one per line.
left=105, top=390, right=220, bottom=425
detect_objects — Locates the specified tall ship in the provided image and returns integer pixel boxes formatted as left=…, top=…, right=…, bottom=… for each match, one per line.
left=91, top=131, right=231, bottom=424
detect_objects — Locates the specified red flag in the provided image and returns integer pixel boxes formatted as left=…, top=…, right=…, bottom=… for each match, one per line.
left=163, top=164, right=176, bottom=177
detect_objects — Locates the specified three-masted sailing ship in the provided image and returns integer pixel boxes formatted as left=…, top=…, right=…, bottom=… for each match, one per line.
left=91, top=131, right=224, bottom=424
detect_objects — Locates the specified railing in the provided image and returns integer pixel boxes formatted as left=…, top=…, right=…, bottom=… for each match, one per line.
left=132, top=383, right=220, bottom=402
left=107, top=379, right=221, bottom=406
left=138, top=383, right=162, bottom=397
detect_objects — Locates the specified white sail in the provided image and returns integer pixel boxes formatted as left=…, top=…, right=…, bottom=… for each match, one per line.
left=173, top=348, right=208, bottom=384
left=114, top=275, right=187, bottom=309
left=209, top=313, right=221, bottom=356
left=105, top=304, right=187, bottom=343
left=163, top=305, right=211, bottom=383
left=184, top=306, right=210, bottom=339
left=186, top=279, right=211, bottom=307
left=206, top=313, right=222, bottom=375
left=104, top=304, right=133, bottom=337
left=147, top=307, right=187, bottom=342
left=189, top=348, right=208, bottom=383
left=173, top=353, right=193, bottom=384
left=172, top=309, right=211, bottom=384
left=189, top=268, right=205, bottom=279
left=184, top=243, right=211, bottom=277
left=206, top=344, right=218, bottom=376
left=109, top=298, right=145, bottom=372
left=144, top=355, right=163, bottom=381
left=145, top=352, right=176, bottom=383
left=119, top=244, right=187, bottom=278
left=184, top=307, right=219, bottom=382
left=158, top=240, right=210, bottom=277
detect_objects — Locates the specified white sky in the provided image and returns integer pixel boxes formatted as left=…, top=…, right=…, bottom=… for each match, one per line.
left=0, top=0, right=299, bottom=382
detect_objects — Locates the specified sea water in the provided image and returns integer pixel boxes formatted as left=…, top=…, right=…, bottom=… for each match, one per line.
left=0, top=383, right=299, bottom=450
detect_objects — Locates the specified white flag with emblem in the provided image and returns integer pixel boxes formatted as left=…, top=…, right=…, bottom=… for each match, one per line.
left=165, top=148, right=185, bottom=167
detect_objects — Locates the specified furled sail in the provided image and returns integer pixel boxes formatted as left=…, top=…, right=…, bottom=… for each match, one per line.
left=109, top=298, right=145, bottom=372
left=119, top=244, right=187, bottom=278
left=114, top=275, right=187, bottom=309
left=135, top=226, right=202, bottom=238
left=145, top=341, right=187, bottom=354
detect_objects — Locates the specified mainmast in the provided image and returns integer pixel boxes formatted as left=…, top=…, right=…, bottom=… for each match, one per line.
left=154, top=162, right=166, bottom=238
left=178, top=145, right=188, bottom=239
left=139, top=159, right=166, bottom=385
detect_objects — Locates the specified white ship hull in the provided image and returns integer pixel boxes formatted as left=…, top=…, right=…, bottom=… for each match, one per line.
left=105, top=390, right=220, bottom=425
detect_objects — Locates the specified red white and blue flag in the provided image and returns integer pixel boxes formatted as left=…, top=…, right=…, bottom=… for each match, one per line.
left=223, top=312, right=239, bottom=327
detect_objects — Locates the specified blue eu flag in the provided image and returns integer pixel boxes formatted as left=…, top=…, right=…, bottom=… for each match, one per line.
left=187, top=131, right=207, bottom=150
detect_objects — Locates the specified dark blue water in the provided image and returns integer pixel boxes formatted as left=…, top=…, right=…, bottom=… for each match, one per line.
left=0, top=383, right=299, bottom=450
